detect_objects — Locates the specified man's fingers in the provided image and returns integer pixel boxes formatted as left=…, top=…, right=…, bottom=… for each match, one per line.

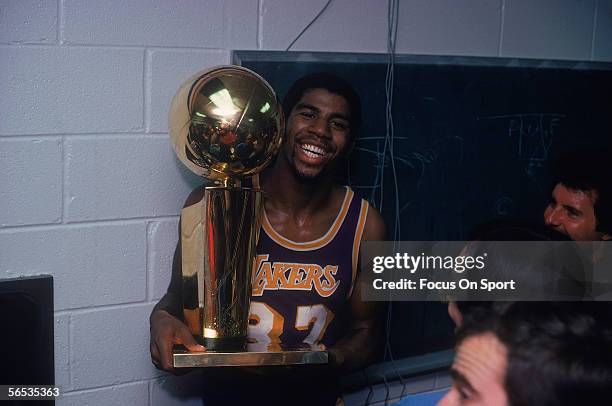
left=151, top=342, right=173, bottom=372
left=150, top=343, right=162, bottom=368
left=327, top=347, right=345, bottom=367
left=176, top=328, right=206, bottom=352
left=160, top=336, right=175, bottom=371
left=150, top=313, right=203, bottom=373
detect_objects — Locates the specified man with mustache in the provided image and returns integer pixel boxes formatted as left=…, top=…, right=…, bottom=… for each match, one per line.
left=544, top=147, right=611, bottom=242
left=150, top=73, right=386, bottom=405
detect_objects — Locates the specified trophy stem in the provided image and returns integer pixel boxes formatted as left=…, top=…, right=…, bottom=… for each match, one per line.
left=180, top=186, right=263, bottom=352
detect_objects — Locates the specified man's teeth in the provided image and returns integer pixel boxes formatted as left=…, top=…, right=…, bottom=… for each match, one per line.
left=301, top=144, right=326, bottom=158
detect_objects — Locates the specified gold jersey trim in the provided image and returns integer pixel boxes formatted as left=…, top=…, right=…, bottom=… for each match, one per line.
left=262, top=187, right=354, bottom=251
left=348, top=199, right=369, bottom=298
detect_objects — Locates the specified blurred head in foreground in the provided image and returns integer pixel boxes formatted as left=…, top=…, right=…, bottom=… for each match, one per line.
left=438, top=302, right=612, bottom=406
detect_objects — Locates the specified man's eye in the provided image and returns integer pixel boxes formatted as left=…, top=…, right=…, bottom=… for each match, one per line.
left=299, top=112, right=315, bottom=119
left=331, top=120, right=348, bottom=130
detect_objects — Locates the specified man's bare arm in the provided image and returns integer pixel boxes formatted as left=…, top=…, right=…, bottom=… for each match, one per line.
left=327, top=205, right=387, bottom=372
left=149, top=186, right=207, bottom=372
left=151, top=241, right=183, bottom=319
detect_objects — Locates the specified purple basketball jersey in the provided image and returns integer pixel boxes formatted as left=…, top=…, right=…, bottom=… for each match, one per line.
left=247, top=187, right=369, bottom=350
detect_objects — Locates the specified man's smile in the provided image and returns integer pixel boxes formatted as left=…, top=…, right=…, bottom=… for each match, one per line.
left=294, top=140, right=335, bottom=167
left=300, top=143, right=329, bottom=158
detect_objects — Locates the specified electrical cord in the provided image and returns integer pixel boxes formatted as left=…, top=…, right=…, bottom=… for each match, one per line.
left=285, top=0, right=334, bottom=51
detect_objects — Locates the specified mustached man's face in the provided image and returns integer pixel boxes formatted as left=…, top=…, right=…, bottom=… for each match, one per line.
left=282, top=88, right=351, bottom=181
left=544, top=183, right=610, bottom=241
left=438, top=333, right=509, bottom=406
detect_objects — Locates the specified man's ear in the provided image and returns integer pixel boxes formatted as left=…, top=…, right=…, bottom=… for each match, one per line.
left=602, top=233, right=611, bottom=241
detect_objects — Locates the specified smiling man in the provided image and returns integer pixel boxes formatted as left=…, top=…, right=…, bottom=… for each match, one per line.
left=150, top=73, right=386, bottom=405
left=246, top=74, right=386, bottom=362
left=544, top=147, right=612, bottom=241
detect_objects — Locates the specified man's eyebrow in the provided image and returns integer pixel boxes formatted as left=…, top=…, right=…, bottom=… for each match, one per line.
left=330, top=112, right=350, bottom=122
left=293, top=102, right=319, bottom=112
left=450, top=368, right=476, bottom=393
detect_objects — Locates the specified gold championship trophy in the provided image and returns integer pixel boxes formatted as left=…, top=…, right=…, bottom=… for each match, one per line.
left=169, top=66, right=327, bottom=367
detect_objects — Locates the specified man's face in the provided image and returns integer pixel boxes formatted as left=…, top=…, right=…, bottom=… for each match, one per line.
left=544, top=183, right=607, bottom=241
left=438, top=333, right=508, bottom=406
left=283, top=88, right=351, bottom=180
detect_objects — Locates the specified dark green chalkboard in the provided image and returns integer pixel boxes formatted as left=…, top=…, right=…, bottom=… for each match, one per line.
left=235, top=51, right=612, bottom=358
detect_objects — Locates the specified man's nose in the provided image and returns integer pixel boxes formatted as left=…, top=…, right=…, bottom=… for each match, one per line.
left=308, top=118, right=330, bottom=138
left=544, top=206, right=562, bottom=226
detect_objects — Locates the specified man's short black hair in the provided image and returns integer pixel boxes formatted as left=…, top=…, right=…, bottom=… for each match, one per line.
left=282, top=73, right=362, bottom=139
left=552, top=146, right=612, bottom=235
left=456, top=302, right=612, bottom=406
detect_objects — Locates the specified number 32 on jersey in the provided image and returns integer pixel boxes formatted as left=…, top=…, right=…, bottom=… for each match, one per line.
left=248, top=302, right=334, bottom=349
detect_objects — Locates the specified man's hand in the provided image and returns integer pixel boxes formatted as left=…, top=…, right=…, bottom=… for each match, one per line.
left=149, top=310, right=206, bottom=373
left=318, top=344, right=346, bottom=368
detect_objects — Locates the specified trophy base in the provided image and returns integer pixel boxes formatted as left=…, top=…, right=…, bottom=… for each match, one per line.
left=195, top=336, right=246, bottom=352
left=172, top=344, right=328, bottom=368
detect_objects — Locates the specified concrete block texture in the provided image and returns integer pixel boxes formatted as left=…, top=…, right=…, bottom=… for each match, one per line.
left=148, top=49, right=230, bottom=133
left=0, top=137, right=62, bottom=227
left=63, top=0, right=257, bottom=49
left=0, top=0, right=57, bottom=44
left=260, top=0, right=387, bottom=52
left=396, top=0, right=502, bottom=56
left=63, top=0, right=225, bottom=47
left=223, top=0, right=259, bottom=50
left=150, top=373, right=205, bottom=406
left=502, top=0, right=595, bottom=60
left=0, top=46, right=143, bottom=135
left=71, top=303, right=160, bottom=389
left=0, top=222, right=146, bottom=310
left=55, top=314, right=71, bottom=391
left=147, top=218, right=179, bottom=301
left=593, top=0, right=612, bottom=61
left=65, top=136, right=199, bottom=222
left=58, top=381, right=149, bottom=406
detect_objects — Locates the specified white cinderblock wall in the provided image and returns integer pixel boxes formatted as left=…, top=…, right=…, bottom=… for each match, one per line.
left=1, top=1, right=610, bottom=405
